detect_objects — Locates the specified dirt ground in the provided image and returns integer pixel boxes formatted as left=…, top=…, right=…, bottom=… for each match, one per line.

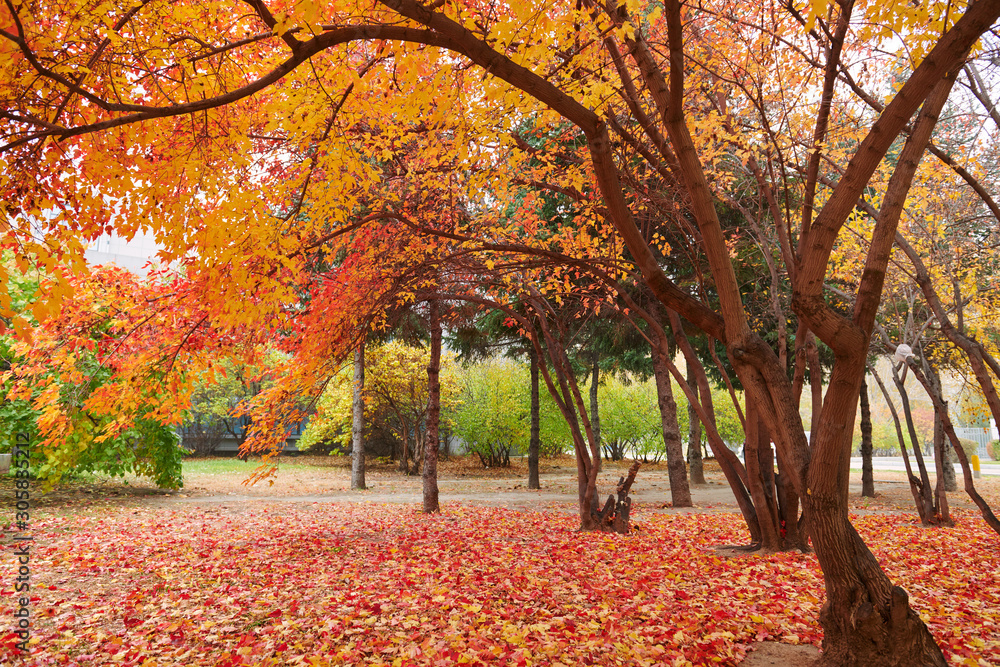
left=43, top=453, right=995, bottom=516
left=15, top=455, right=1000, bottom=666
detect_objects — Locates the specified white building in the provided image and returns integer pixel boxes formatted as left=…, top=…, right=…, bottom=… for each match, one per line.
left=85, top=230, right=162, bottom=274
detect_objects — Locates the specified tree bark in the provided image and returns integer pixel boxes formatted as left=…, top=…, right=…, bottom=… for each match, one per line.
left=686, top=362, right=706, bottom=485
left=650, top=334, right=692, bottom=507
left=931, top=411, right=952, bottom=523
left=906, top=360, right=1000, bottom=537
left=422, top=299, right=442, bottom=513
left=871, top=366, right=928, bottom=521
left=351, top=343, right=366, bottom=490
left=528, top=345, right=541, bottom=490
left=859, top=376, right=874, bottom=498
left=589, top=349, right=601, bottom=456
left=923, top=361, right=956, bottom=495
left=892, top=364, right=936, bottom=524
left=744, top=400, right=781, bottom=551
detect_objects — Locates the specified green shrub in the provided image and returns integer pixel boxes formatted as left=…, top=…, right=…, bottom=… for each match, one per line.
left=957, top=437, right=980, bottom=461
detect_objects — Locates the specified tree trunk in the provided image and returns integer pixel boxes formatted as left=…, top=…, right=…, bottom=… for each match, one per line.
left=931, top=411, right=952, bottom=523
left=351, top=343, right=366, bottom=490
left=906, top=360, right=1000, bottom=537
left=668, top=310, right=760, bottom=541
left=744, top=400, right=781, bottom=551
left=590, top=350, right=601, bottom=456
left=399, top=422, right=410, bottom=475
left=528, top=345, right=541, bottom=490
left=859, top=376, right=874, bottom=498
left=892, top=365, right=937, bottom=524
left=650, top=336, right=692, bottom=507
left=422, top=300, right=442, bottom=513
left=927, top=370, right=957, bottom=494
left=808, top=508, right=947, bottom=666
left=871, top=367, right=929, bottom=521
left=686, top=363, right=706, bottom=485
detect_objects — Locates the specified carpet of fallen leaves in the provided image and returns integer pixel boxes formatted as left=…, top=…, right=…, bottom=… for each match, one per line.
left=4, top=504, right=999, bottom=667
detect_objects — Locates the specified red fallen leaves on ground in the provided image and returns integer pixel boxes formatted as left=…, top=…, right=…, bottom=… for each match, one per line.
left=3, top=505, right=999, bottom=666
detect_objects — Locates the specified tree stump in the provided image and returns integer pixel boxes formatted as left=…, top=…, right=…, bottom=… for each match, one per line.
left=595, top=462, right=640, bottom=534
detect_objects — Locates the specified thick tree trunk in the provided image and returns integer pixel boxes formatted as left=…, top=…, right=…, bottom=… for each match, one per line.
left=528, top=346, right=541, bottom=490
left=422, top=300, right=442, bottom=513
left=650, top=337, right=692, bottom=507
left=808, top=507, right=947, bottom=666
left=859, top=376, right=874, bottom=498
left=351, top=344, right=366, bottom=490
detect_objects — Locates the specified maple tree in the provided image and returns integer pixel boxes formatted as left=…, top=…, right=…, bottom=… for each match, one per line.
left=0, top=264, right=211, bottom=487
left=3, top=0, right=1000, bottom=661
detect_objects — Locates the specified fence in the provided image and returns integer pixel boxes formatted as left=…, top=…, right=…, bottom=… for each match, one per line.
left=954, top=427, right=992, bottom=459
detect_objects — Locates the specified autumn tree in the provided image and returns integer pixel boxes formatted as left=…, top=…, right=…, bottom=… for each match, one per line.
left=5, top=0, right=1000, bottom=662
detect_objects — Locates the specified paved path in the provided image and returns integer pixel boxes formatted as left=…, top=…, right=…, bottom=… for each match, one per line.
left=850, top=456, right=1000, bottom=476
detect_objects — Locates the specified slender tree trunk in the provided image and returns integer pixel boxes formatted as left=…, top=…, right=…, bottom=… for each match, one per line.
left=590, top=350, right=601, bottom=456
left=871, top=367, right=928, bottom=521
left=925, top=365, right=957, bottom=493
left=667, top=312, right=761, bottom=542
left=422, top=300, right=442, bottom=513
left=686, top=363, right=706, bottom=485
left=906, top=360, right=1000, bottom=536
left=859, top=376, right=874, bottom=498
left=650, top=336, right=692, bottom=507
left=744, top=400, right=781, bottom=551
left=893, top=365, right=936, bottom=523
left=351, top=343, right=366, bottom=490
left=399, top=423, right=410, bottom=474
left=931, top=412, right=952, bottom=524
left=806, top=331, right=823, bottom=437
left=528, top=346, right=541, bottom=490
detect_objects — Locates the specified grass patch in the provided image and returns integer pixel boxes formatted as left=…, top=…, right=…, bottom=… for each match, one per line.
left=181, top=457, right=268, bottom=475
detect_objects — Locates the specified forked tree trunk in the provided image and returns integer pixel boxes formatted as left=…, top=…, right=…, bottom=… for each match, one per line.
left=351, top=343, right=366, bottom=490
left=422, top=299, right=442, bottom=513
left=528, top=346, right=541, bottom=490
